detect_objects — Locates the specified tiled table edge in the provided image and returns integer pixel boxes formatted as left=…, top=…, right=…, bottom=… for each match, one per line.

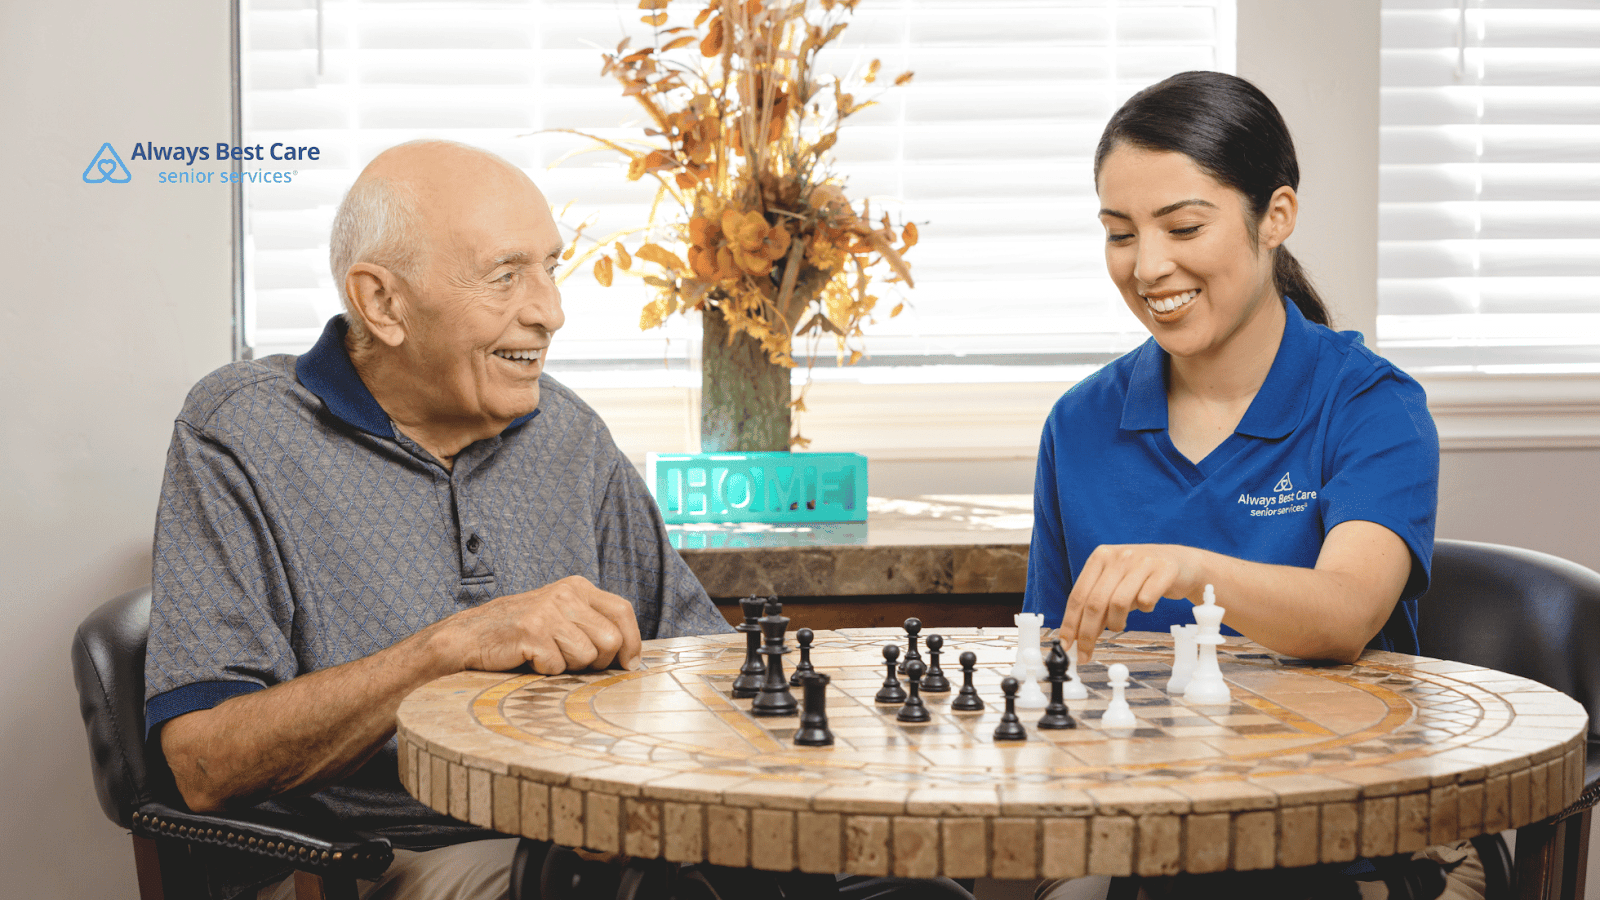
left=397, top=667, right=1588, bottom=879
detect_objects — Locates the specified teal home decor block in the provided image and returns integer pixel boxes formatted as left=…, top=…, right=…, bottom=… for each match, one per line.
left=647, top=452, right=868, bottom=524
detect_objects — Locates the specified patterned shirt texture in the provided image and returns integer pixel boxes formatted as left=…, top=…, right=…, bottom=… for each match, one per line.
left=146, top=316, right=731, bottom=854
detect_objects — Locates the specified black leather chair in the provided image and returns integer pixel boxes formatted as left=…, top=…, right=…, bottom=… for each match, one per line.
left=72, top=586, right=395, bottom=900
left=1416, top=540, right=1600, bottom=900
left=71, top=586, right=701, bottom=900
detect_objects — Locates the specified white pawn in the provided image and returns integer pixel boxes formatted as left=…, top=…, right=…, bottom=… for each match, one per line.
left=1184, top=585, right=1233, bottom=707
left=1060, top=641, right=1088, bottom=700
left=1100, top=663, right=1137, bottom=730
left=1167, top=624, right=1198, bottom=694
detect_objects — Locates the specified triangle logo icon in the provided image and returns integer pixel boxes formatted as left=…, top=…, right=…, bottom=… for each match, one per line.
left=82, top=143, right=132, bottom=184
left=1273, top=472, right=1293, bottom=493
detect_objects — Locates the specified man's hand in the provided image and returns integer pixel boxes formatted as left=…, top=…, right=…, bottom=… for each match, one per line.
left=1061, top=543, right=1203, bottom=664
left=436, top=575, right=643, bottom=674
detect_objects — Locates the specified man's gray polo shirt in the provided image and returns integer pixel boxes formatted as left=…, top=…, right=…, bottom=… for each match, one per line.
left=146, top=316, right=730, bottom=846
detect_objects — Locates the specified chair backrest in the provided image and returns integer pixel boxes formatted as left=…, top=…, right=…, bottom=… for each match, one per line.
left=1417, top=540, right=1600, bottom=744
left=70, top=586, right=154, bottom=827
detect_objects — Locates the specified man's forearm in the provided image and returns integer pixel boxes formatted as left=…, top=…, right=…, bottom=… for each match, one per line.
left=161, top=625, right=452, bottom=813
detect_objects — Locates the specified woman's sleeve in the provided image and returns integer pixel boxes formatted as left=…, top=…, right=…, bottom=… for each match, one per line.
left=1024, top=407, right=1072, bottom=624
left=1320, top=368, right=1441, bottom=602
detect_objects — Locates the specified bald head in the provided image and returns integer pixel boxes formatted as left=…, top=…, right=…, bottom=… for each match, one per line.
left=329, top=140, right=541, bottom=338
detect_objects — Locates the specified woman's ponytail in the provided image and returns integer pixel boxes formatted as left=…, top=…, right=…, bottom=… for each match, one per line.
left=1273, top=247, right=1330, bottom=327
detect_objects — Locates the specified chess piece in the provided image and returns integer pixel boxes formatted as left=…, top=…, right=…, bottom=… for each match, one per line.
left=899, top=618, right=923, bottom=674
left=1011, top=612, right=1047, bottom=683
left=789, top=627, right=817, bottom=687
left=1167, top=624, right=1198, bottom=695
left=920, top=634, right=950, bottom=693
left=875, top=644, right=907, bottom=704
left=1100, top=662, right=1137, bottom=730
left=950, top=651, right=985, bottom=712
left=794, top=672, right=834, bottom=746
left=897, top=659, right=932, bottom=723
left=992, top=676, right=1027, bottom=741
left=1184, top=585, right=1233, bottom=706
left=731, top=596, right=767, bottom=698
left=1061, top=640, right=1088, bottom=700
left=751, top=600, right=798, bottom=717
left=1037, top=640, right=1077, bottom=730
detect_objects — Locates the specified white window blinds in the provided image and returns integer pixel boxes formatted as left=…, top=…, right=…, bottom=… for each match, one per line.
left=1379, top=0, right=1600, bottom=374
left=241, top=0, right=1235, bottom=385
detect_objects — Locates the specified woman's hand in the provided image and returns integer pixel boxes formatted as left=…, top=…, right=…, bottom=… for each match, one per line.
left=1061, top=543, right=1206, bottom=663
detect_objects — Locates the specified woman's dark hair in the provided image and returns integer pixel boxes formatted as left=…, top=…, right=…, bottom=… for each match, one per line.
left=1093, top=71, right=1330, bottom=327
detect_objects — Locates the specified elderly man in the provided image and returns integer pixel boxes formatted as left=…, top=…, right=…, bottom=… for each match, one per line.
left=146, top=141, right=972, bottom=900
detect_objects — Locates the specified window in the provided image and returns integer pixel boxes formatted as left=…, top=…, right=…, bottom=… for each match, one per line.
left=239, top=0, right=1236, bottom=389
left=1379, top=0, right=1600, bottom=374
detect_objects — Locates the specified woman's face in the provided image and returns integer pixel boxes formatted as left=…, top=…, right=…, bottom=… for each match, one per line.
left=1096, top=144, right=1292, bottom=363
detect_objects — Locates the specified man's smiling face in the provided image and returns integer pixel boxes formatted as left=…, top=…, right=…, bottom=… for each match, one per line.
left=398, top=151, right=567, bottom=432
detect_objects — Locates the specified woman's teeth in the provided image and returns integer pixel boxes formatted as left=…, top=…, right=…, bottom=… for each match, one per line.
left=1146, top=289, right=1198, bottom=313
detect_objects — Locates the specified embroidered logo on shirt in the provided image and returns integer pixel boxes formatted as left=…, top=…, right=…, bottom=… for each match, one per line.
left=1239, top=473, right=1317, bottom=518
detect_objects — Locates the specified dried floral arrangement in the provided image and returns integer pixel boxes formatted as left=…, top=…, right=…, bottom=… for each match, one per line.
left=553, top=0, right=917, bottom=449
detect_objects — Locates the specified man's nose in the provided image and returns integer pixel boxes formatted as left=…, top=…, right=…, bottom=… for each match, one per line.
left=519, top=272, right=566, bottom=333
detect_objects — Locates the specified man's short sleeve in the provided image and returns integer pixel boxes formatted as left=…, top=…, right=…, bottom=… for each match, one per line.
left=592, top=436, right=731, bottom=639
left=1320, top=366, right=1441, bottom=603
left=145, top=419, right=298, bottom=735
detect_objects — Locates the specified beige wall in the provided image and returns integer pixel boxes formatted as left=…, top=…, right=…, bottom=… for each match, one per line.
left=0, top=0, right=233, bottom=895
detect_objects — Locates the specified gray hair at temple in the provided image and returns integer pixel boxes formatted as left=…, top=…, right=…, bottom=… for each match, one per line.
left=328, top=172, right=422, bottom=345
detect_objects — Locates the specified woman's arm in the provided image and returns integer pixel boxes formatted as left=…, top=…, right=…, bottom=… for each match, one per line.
left=1059, top=519, right=1411, bottom=664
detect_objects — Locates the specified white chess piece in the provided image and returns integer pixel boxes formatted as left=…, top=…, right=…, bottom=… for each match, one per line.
left=1100, top=663, right=1137, bottom=730
left=1167, top=624, right=1197, bottom=694
left=1010, top=612, right=1047, bottom=704
left=1183, top=584, right=1233, bottom=706
left=1060, top=640, right=1088, bottom=700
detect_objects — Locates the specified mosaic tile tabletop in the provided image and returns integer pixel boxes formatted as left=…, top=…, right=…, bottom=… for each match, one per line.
left=397, top=628, right=1589, bottom=879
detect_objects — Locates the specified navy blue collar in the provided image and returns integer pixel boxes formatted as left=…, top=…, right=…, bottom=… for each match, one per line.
left=1120, top=299, right=1317, bottom=440
left=295, top=316, right=538, bottom=440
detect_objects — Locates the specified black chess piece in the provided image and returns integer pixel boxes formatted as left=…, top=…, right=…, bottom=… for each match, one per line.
left=794, top=672, right=834, bottom=746
left=993, top=676, right=1028, bottom=741
left=897, top=659, right=932, bottom=723
left=751, top=600, right=798, bottom=717
left=898, top=618, right=923, bottom=673
left=920, top=634, right=950, bottom=693
left=950, top=651, right=985, bottom=712
left=731, top=596, right=767, bottom=699
left=789, top=627, right=816, bottom=687
left=1037, top=639, right=1077, bottom=730
left=875, top=644, right=907, bottom=704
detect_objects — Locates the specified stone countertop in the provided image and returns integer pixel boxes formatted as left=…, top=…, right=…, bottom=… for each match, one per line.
left=671, top=495, right=1032, bottom=598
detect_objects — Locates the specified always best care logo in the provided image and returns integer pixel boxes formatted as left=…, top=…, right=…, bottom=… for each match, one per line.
left=82, top=141, right=320, bottom=185
left=1238, top=472, right=1318, bottom=518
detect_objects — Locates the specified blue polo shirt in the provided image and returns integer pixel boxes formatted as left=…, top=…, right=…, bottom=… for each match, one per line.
left=1024, top=301, right=1439, bottom=655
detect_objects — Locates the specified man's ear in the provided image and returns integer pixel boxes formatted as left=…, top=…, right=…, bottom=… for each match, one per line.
left=1260, top=185, right=1298, bottom=251
left=345, top=263, right=409, bottom=348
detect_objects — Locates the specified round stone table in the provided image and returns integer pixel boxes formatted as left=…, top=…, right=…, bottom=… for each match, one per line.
left=396, top=628, right=1589, bottom=880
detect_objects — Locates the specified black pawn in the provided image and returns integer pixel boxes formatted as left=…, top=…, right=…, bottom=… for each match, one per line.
left=875, top=644, right=907, bottom=704
left=794, top=672, right=834, bottom=746
left=751, top=601, right=798, bottom=717
left=1037, top=640, right=1077, bottom=730
left=993, top=676, right=1028, bottom=741
left=789, top=628, right=816, bottom=687
left=897, top=659, right=932, bottom=723
left=921, top=634, right=950, bottom=693
left=950, top=651, right=985, bottom=712
left=898, top=618, right=923, bottom=673
left=731, top=596, right=767, bottom=699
